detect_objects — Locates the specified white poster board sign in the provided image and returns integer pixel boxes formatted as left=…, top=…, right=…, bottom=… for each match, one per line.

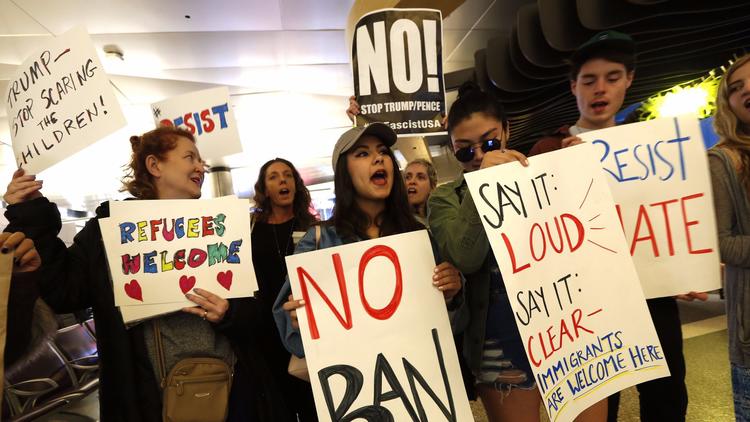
left=578, top=116, right=721, bottom=298
left=151, top=87, right=243, bottom=161
left=4, top=26, right=126, bottom=174
left=99, top=198, right=255, bottom=309
left=286, top=230, right=472, bottom=421
left=465, top=144, right=670, bottom=422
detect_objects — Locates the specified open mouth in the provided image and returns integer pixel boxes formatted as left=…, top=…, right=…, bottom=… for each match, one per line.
left=407, top=187, right=417, bottom=195
left=279, top=188, right=291, bottom=196
left=371, top=169, right=388, bottom=186
left=744, top=98, right=750, bottom=110
left=591, top=100, right=608, bottom=113
left=190, top=176, right=202, bottom=187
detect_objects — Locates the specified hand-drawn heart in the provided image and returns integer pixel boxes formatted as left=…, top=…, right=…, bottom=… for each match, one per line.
left=124, top=280, right=143, bottom=302
left=217, top=270, right=233, bottom=291
left=179, top=275, right=196, bottom=294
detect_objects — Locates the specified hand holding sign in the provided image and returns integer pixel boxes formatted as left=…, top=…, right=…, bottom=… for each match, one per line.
left=3, top=168, right=43, bottom=205
left=182, top=287, right=230, bottom=323
left=0, top=232, right=41, bottom=273
left=480, top=149, right=529, bottom=169
left=432, top=261, right=461, bottom=300
left=282, top=294, right=305, bottom=330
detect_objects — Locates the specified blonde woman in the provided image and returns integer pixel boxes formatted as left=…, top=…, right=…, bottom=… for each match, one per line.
left=710, top=53, right=750, bottom=421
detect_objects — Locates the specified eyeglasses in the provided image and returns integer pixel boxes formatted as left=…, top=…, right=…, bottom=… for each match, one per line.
left=454, top=138, right=503, bottom=162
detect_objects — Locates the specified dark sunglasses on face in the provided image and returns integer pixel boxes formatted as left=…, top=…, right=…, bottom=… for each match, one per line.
left=454, top=138, right=503, bottom=162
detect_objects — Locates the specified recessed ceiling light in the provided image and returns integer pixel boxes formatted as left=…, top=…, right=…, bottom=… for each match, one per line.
left=102, top=44, right=124, bottom=61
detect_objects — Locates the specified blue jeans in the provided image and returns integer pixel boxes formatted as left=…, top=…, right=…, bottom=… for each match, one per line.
left=732, top=363, right=750, bottom=422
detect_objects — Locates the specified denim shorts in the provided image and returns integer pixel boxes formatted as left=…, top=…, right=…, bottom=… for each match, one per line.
left=476, top=338, right=536, bottom=391
left=477, top=273, right=536, bottom=392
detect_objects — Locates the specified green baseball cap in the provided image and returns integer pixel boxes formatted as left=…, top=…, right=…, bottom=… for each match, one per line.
left=571, top=30, right=635, bottom=64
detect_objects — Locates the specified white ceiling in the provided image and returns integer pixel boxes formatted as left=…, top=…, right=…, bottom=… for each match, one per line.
left=0, top=0, right=523, bottom=212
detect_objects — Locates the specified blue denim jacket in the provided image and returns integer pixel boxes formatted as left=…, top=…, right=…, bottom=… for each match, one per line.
left=272, top=224, right=464, bottom=357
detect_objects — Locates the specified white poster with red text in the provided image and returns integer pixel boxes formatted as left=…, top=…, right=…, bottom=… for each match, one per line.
left=465, top=143, right=669, bottom=422
left=577, top=116, right=721, bottom=298
left=151, top=87, right=243, bottom=161
left=286, top=230, right=472, bottom=421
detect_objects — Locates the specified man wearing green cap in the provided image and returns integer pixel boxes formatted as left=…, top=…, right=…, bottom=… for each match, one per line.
left=529, top=31, right=690, bottom=422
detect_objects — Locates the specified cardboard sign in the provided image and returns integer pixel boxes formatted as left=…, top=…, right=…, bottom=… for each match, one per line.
left=465, top=144, right=670, bottom=422
left=352, top=9, right=446, bottom=137
left=4, top=26, right=126, bottom=174
left=286, top=230, right=472, bottom=421
left=578, top=116, right=721, bottom=298
left=99, top=198, right=255, bottom=308
left=0, top=251, right=12, bottom=416
left=151, top=87, right=243, bottom=161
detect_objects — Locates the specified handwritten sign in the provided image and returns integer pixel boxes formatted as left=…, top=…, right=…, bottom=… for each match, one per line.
left=286, top=230, right=472, bottom=421
left=4, top=26, right=126, bottom=174
left=578, top=116, right=721, bottom=298
left=99, top=198, right=256, bottom=308
left=352, top=9, right=446, bottom=137
left=151, top=87, right=243, bottom=161
left=465, top=144, right=669, bottom=422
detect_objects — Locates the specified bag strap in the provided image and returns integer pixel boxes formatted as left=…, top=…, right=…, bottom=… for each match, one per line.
left=314, top=225, right=321, bottom=250
left=249, top=213, right=257, bottom=234
left=153, top=320, right=167, bottom=388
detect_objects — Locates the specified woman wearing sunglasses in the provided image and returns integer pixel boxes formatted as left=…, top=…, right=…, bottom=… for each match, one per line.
left=428, top=83, right=605, bottom=422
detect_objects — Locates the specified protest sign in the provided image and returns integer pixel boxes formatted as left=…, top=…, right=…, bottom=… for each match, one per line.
left=287, top=230, right=472, bottom=421
left=99, top=198, right=255, bottom=308
left=151, top=87, right=243, bottom=161
left=465, top=144, right=670, bottom=422
left=4, top=26, right=126, bottom=174
left=578, top=116, right=720, bottom=298
left=0, top=251, right=11, bottom=416
left=352, top=9, right=446, bottom=137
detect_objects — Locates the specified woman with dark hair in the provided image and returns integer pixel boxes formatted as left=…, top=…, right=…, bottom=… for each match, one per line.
left=272, top=122, right=462, bottom=360
left=710, top=53, right=750, bottom=421
left=428, top=82, right=605, bottom=422
left=2, top=126, right=287, bottom=421
left=250, top=158, right=317, bottom=421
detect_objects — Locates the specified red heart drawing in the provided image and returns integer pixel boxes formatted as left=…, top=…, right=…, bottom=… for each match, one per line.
left=179, top=275, right=196, bottom=294
left=124, top=280, right=143, bottom=302
left=217, top=270, right=233, bottom=291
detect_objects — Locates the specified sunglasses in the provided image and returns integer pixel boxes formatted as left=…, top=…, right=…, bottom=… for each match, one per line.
left=454, top=138, right=503, bottom=162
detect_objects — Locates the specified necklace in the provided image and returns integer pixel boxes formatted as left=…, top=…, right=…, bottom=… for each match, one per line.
left=271, top=218, right=295, bottom=261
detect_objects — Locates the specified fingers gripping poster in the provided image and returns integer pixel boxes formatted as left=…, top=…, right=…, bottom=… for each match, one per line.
left=151, top=87, right=243, bottom=162
left=99, top=198, right=256, bottom=313
left=286, top=231, right=473, bottom=421
left=4, top=26, right=126, bottom=174
left=465, top=144, right=670, bottom=422
left=352, top=9, right=446, bottom=137
left=577, top=116, right=721, bottom=298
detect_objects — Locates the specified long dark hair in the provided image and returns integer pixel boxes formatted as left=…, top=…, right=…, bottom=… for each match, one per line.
left=447, top=81, right=507, bottom=134
left=252, top=158, right=316, bottom=231
left=331, top=146, right=422, bottom=240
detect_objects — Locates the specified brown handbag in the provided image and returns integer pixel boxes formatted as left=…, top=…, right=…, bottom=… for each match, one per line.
left=154, top=321, right=233, bottom=422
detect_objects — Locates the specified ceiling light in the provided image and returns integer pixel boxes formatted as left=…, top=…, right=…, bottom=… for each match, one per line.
left=103, top=44, right=124, bottom=61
